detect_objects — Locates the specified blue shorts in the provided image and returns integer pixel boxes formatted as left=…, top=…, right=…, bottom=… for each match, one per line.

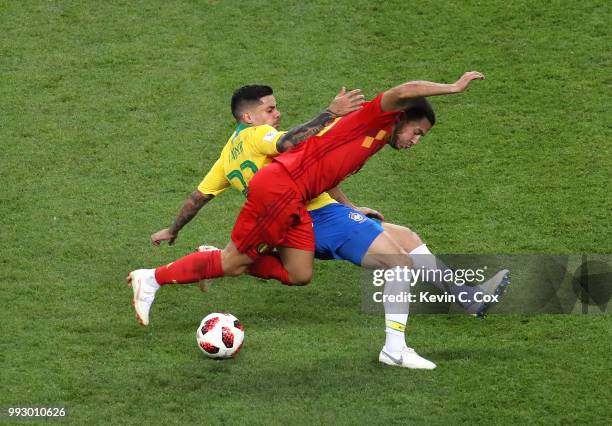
left=309, top=203, right=384, bottom=266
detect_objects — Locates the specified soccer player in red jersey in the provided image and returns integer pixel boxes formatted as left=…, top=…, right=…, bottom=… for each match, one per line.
left=129, top=71, right=485, bottom=365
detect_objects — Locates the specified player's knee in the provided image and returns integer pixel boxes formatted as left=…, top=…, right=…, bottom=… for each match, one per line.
left=286, top=270, right=313, bottom=286
left=409, top=230, right=423, bottom=248
left=399, top=228, right=423, bottom=251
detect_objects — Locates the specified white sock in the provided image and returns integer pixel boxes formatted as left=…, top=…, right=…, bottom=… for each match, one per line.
left=409, top=243, right=439, bottom=270
left=383, top=271, right=410, bottom=352
left=408, top=244, right=480, bottom=309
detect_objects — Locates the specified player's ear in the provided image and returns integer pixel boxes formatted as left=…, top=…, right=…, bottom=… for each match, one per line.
left=241, top=111, right=253, bottom=124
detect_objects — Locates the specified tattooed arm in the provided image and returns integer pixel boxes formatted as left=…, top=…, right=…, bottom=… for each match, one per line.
left=150, top=190, right=215, bottom=245
left=276, top=87, right=364, bottom=153
left=276, top=109, right=338, bottom=153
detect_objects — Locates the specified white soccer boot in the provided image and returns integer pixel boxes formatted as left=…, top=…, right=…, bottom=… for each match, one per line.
left=468, top=269, right=511, bottom=318
left=127, top=269, right=160, bottom=326
left=379, top=346, right=437, bottom=369
left=196, top=245, right=219, bottom=292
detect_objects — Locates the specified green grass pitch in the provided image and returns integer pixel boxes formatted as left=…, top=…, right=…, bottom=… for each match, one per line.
left=1, top=1, right=610, bottom=424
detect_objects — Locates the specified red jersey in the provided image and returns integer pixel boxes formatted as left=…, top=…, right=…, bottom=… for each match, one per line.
left=274, top=93, right=400, bottom=201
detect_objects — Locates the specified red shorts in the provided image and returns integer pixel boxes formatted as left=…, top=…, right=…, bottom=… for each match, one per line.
left=230, top=162, right=315, bottom=259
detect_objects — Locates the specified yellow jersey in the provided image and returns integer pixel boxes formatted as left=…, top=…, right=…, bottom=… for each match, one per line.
left=197, top=123, right=336, bottom=211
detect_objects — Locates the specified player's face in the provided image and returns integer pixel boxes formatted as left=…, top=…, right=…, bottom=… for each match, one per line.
left=388, top=117, right=432, bottom=150
left=245, top=95, right=281, bottom=129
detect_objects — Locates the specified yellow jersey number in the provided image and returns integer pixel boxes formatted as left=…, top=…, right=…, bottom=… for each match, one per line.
left=226, top=160, right=258, bottom=196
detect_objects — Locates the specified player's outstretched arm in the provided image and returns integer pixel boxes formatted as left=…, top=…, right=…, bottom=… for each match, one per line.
left=150, top=190, right=215, bottom=245
left=276, top=87, right=365, bottom=152
left=327, top=185, right=357, bottom=208
left=380, top=71, right=485, bottom=112
left=328, top=186, right=385, bottom=221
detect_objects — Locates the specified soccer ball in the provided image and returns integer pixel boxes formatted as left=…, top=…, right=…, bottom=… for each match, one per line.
left=196, top=312, right=244, bottom=359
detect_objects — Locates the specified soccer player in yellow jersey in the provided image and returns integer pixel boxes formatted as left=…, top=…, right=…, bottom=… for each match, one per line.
left=145, top=84, right=510, bottom=369
left=151, top=85, right=365, bottom=285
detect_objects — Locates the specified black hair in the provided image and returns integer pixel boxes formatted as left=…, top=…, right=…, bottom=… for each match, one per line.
left=230, top=85, right=274, bottom=121
left=403, top=97, right=436, bottom=126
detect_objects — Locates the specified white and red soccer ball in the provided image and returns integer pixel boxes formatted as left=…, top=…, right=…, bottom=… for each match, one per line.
left=196, top=313, right=244, bottom=359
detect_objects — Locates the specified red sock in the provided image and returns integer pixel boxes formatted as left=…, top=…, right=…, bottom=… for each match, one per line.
left=247, top=253, right=291, bottom=285
left=155, top=250, right=223, bottom=285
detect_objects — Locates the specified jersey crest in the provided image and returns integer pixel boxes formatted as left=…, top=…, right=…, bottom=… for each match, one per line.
left=348, top=212, right=366, bottom=223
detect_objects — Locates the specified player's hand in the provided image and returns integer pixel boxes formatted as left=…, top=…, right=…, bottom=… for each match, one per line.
left=327, top=86, right=365, bottom=117
left=151, top=228, right=178, bottom=246
left=453, top=71, right=485, bottom=93
left=356, top=206, right=384, bottom=221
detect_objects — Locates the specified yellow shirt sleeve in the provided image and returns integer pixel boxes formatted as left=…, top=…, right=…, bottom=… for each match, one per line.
left=197, top=158, right=230, bottom=196
left=247, top=125, right=285, bottom=157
